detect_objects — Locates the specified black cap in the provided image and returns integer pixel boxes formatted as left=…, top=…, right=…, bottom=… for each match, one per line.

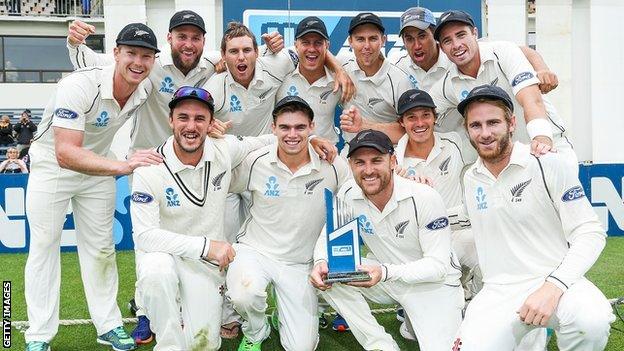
left=457, top=85, right=514, bottom=116
left=272, top=95, right=315, bottom=120
left=169, top=10, right=206, bottom=34
left=295, top=16, right=329, bottom=40
left=347, top=130, right=394, bottom=158
left=116, top=23, right=160, bottom=53
left=169, top=86, right=214, bottom=113
left=349, top=12, right=385, bottom=35
left=397, top=89, right=437, bottom=115
left=433, top=10, right=475, bottom=41
left=23, top=109, right=31, bottom=116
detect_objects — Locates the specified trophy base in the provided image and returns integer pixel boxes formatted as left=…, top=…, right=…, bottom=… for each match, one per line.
left=323, top=271, right=371, bottom=284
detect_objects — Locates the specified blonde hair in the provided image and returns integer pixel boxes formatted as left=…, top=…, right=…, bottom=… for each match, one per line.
left=0, top=115, right=9, bottom=125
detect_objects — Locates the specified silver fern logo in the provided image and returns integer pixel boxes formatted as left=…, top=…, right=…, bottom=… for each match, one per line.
left=439, top=156, right=451, bottom=175
left=212, top=171, right=226, bottom=191
left=320, top=89, right=333, bottom=103
left=304, top=178, right=324, bottom=195
left=394, top=220, right=409, bottom=238
left=490, top=77, right=499, bottom=86
left=368, top=97, right=384, bottom=108
left=510, top=179, right=532, bottom=202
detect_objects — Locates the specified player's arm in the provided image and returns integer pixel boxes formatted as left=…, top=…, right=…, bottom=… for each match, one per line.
left=325, top=51, right=356, bottom=103
left=519, top=45, right=558, bottom=94
left=310, top=224, right=331, bottom=290
left=429, top=76, right=461, bottom=131
left=67, top=20, right=114, bottom=69
left=131, top=171, right=235, bottom=269
left=340, top=106, right=405, bottom=143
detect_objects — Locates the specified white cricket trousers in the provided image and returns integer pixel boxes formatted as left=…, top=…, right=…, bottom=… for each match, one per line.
left=137, top=252, right=224, bottom=351
left=226, top=244, right=319, bottom=351
left=24, top=158, right=122, bottom=342
left=321, top=270, right=464, bottom=351
left=457, top=277, right=615, bottom=351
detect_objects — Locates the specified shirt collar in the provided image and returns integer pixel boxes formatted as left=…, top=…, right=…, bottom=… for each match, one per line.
left=473, top=141, right=529, bottom=176
left=267, top=141, right=321, bottom=173
left=395, top=132, right=445, bottom=165
left=411, top=48, right=452, bottom=74
left=347, top=57, right=391, bottom=86
left=226, top=60, right=267, bottom=88
left=161, top=135, right=216, bottom=173
left=293, top=66, right=335, bottom=87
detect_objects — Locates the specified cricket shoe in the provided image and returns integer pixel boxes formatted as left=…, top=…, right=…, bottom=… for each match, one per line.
left=238, top=335, right=262, bottom=351
left=97, top=326, right=137, bottom=351
left=396, top=307, right=405, bottom=322
left=332, top=314, right=350, bottom=332
left=25, top=341, right=50, bottom=351
left=399, top=320, right=417, bottom=341
left=131, top=315, right=154, bottom=344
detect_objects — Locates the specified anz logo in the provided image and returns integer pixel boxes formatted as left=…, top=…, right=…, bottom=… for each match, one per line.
left=586, top=170, right=624, bottom=235
left=93, top=111, right=109, bottom=127
left=165, top=187, right=181, bottom=207
left=159, top=76, right=175, bottom=94
left=264, top=176, right=280, bottom=197
left=358, top=215, right=374, bottom=235
left=287, top=85, right=299, bottom=96
left=230, top=95, right=243, bottom=112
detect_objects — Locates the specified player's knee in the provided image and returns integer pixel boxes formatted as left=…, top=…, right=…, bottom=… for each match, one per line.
left=227, top=281, right=266, bottom=310
left=566, top=310, right=614, bottom=343
left=138, top=253, right=177, bottom=293
left=281, top=332, right=318, bottom=351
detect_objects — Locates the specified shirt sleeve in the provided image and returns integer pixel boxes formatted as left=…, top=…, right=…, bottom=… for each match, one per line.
left=50, top=74, right=92, bottom=132
left=490, top=41, right=541, bottom=96
left=257, top=48, right=298, bottom=80
left=203, top=50, right=222, bottom=67
left=130, top=169, right=206, bottom=259
left=429, top=76, right=461, bottom=131
left=313, top=223, right=329, bottom=264
left=333, top=156, right=353, bottom=189
left=67, top=41, right=114, bottom=69
left=225, top=134, right=276, bottom=168
left=384, top=185, right=452, bottom=284
left=545, top=156, right=606, bottom=291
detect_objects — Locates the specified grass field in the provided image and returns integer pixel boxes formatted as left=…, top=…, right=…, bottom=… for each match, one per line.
left=3, top=237, right=624, bottom=350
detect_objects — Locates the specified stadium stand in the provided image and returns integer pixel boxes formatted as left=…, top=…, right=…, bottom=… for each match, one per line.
left=0, top=108, right=42, bottom=160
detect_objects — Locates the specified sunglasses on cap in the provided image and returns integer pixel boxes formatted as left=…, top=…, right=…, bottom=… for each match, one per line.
left=169, top=86, right=215, bottom=110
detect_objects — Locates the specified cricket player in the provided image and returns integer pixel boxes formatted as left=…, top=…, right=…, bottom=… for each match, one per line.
left=310, top=129, right=464, bottom=351
left=226, top=96, right=351, bottom=351
left=276, top=16, right=343, bottom=144
left=456, top=84, right=614, bottom=350
left=429, top=10, right=575, bottom=164
left=337, top=12, right=413, bottom=143
left=129, top=86, right=279, bottom=350
left=24, top=23, right=161, bottom=351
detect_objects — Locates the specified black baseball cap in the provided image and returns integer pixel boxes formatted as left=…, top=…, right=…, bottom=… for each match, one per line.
left=433, top=10, right=475, bottom=41
left=347, top=130, right=394, bottom=158
left=457, top=85, right=514, bottom=116
left=272, top=95, right=315, bottom=120
left=116, top=23, right=160, bottom=53
left=400, top=7, right=437, bottom=34
left=169, top=10, right=206, bottom=34
left=169, top=86, right=215, bottom=113
left=349, top=12, right=385, bottom=35
left=397, top=89, right=437, bottom=116
left=295, top=16, right=329, bottom=40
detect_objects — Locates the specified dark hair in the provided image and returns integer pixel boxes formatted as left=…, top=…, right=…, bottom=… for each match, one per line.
left=273, top=104, right=313, bottom=122
left=221, top=22, right=258, bottom=52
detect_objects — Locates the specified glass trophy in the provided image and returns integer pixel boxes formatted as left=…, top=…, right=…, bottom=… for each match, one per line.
left=323, top=189, right=371, bottom=284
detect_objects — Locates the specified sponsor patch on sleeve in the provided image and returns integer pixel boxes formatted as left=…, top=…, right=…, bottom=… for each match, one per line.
left=287, top=49, right=299, bottom=67
left=561, top=185, right=585, bottom=202
left=425, top=217, right=449, bottom=230
left=131, top=191, right=154, bottom=203
left=511, top=72, right=535, bottom=87
left=54, top=108, right=79, bottom=120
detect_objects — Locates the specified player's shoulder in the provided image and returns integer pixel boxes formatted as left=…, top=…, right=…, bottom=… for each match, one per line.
left=241, top=141, right=273, bottom=164
left=59, top=65, right=105, bottom=89
left=133, top=162, right=167, bottom=183
left=336, top=178, right=359, bottom=199
left=437, top=131, right=462, bottom=145
left=204, top=70, right=228, bottom=88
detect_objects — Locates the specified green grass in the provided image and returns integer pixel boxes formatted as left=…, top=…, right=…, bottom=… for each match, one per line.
left=3, top=237, right=624, bottom=350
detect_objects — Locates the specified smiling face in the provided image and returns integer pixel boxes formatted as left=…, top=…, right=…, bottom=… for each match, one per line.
left=349, top=147, right=396, bottom=197
left=113, top=45, right=155, bottom=86
left=399, top=106, right=435, bottom=145
left=295, top=32, right=329, bottom=75
left=167, top=25, right=205, bottom=75
left=401, top=26, right=438, bottom=70
left=438, top=22, right=479, bottom=70
left=169, top=99, right=213, bottom=155
left=272, top=109, right=314, bottom=157
left=465, top=100, right=515, bottom=164
left=349, top=24, right=386, bottom=75
left=222, top=35, right=258, bottom=87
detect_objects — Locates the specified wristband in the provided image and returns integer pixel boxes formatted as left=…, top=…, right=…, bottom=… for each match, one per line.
left=546, top=275, right=568, bottom=293
left=526, top=118, right=553, bottom=140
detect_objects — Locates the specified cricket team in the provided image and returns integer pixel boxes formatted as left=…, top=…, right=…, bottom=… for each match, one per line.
left=22, top=5, right=614, bottom=351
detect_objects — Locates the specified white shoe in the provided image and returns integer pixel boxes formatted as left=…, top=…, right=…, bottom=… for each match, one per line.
left=399, top=321, right=416, bottom=341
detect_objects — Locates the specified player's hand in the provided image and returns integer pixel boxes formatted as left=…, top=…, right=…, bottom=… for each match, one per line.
left=517, top=281, right=563, bottom=326
left=530, top=135, right=555, bottom=157
left=339, top=106, right=363, bottom=134
left=310, top=261, right=331, bottom=291
left=536, top=69, right=559, bottom=94
left=333, top=69, right=356, bottom=103
left=310, top=136, right=338, bottom=162
left=209, top=119, right=232, bottom=138
left=123, top=148, right=163, bottom=174
left=346, top=264, right=382, bottom=288
left=262, top=32, right=284, bottom=53
left=205, top=240, right=236, bottom=271
left=215, top=58, right=227, bottom=73
left=68, top=20, right=96, bottom=47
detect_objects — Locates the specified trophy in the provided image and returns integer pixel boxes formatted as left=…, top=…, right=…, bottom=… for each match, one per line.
left=323, top=189, right=371, bottom=284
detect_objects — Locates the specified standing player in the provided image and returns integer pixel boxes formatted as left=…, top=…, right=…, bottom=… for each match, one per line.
left=338, top=12, right=413, bottom=143
left=276, top=16, right=343, bottom=144
left=24, top=23, right=161, bottom=351
left=226, top=96, right=351, bottom=351
left=456, top=85, right=614, bottom=350
left=430, top=10, right=574, bottom=163
left=130, top=86, right=279, bottom=350
left=310, top=130, right=464, bottom=351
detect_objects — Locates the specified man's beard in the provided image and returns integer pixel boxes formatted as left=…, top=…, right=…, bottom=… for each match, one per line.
left=470, top=131, right=512, bottom=163
left=172, top=50, right=200, bottom=74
